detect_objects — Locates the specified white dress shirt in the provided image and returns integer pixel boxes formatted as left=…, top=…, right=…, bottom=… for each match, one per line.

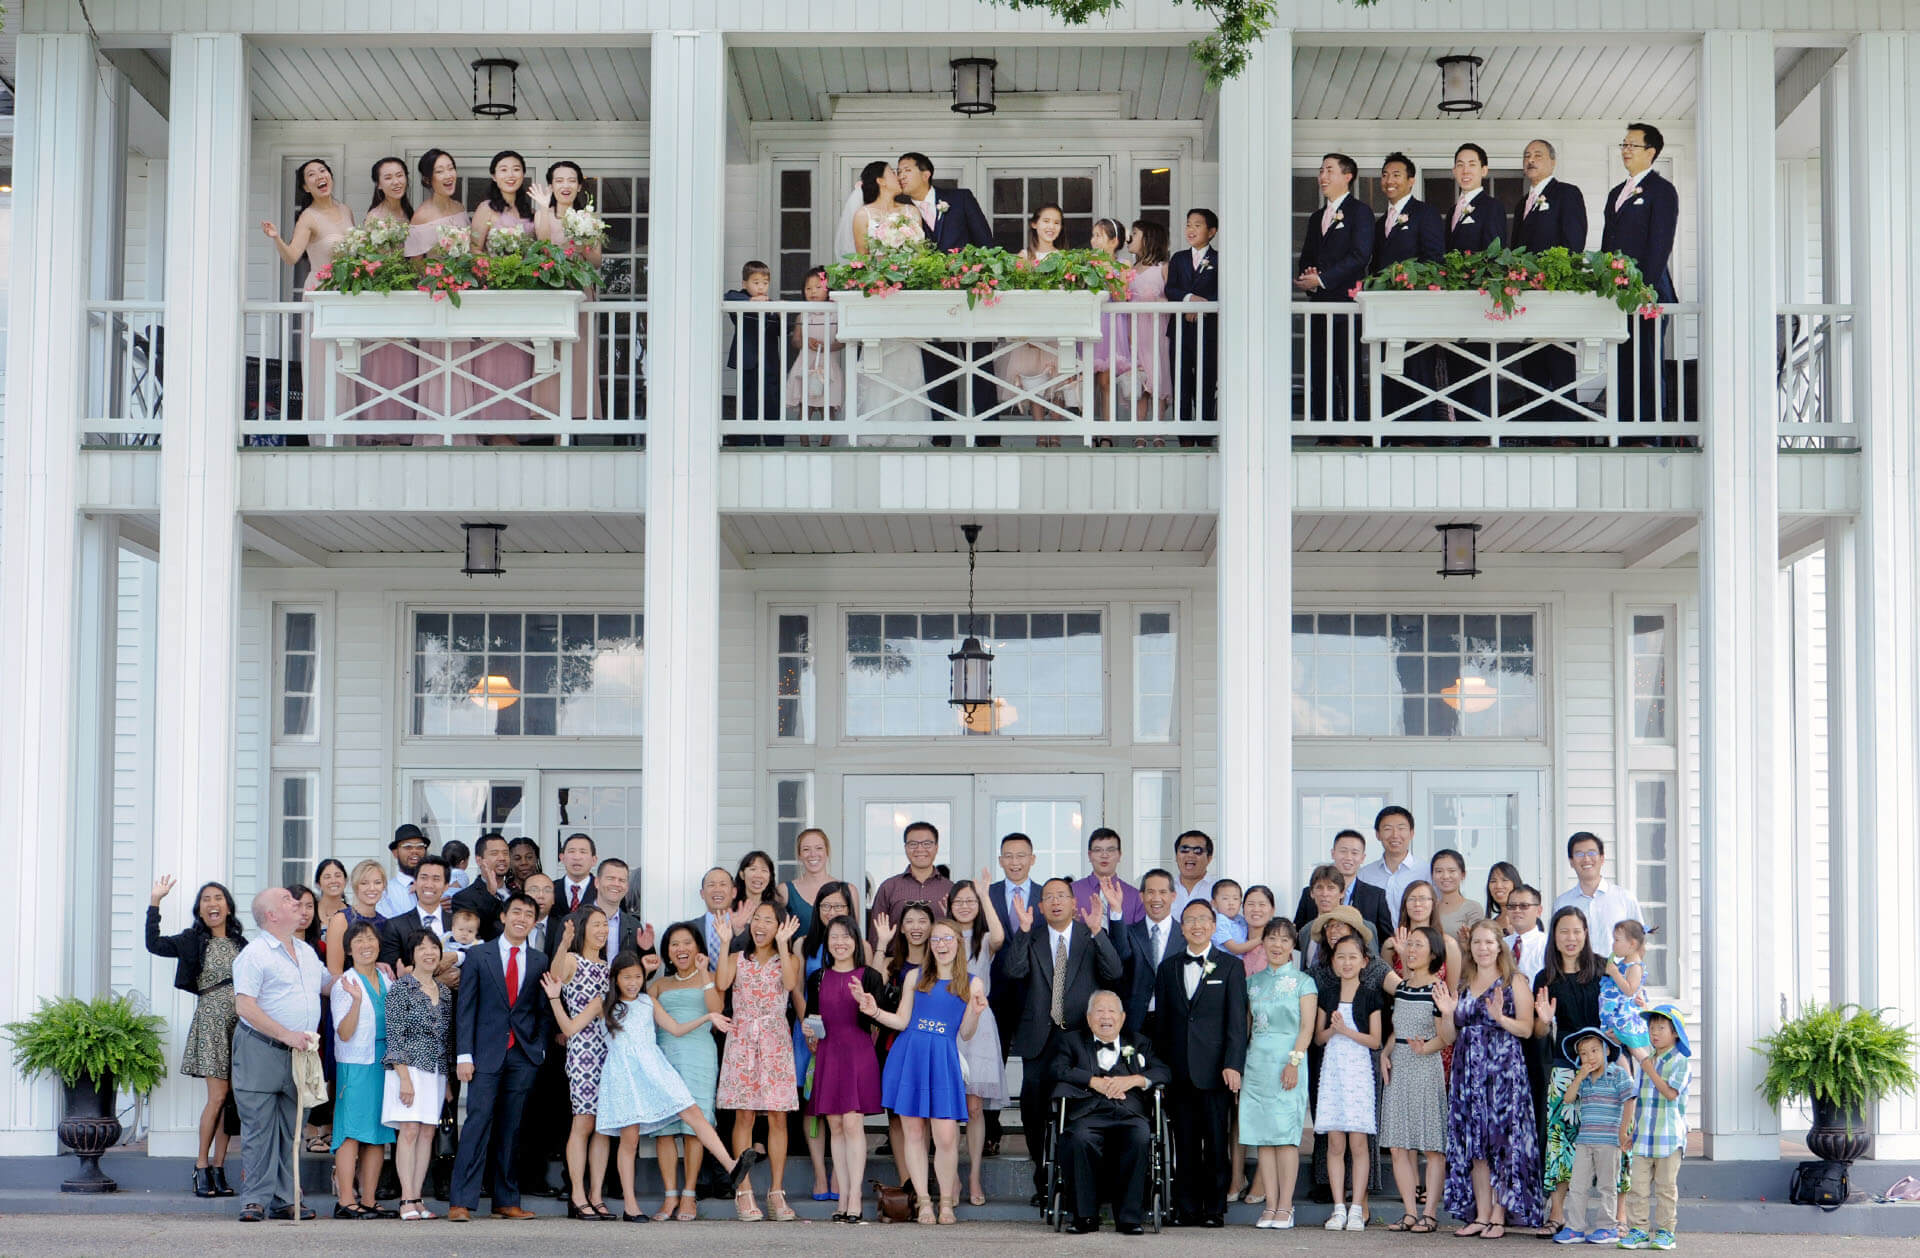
left=1095, top=1039, right=1122, bottom=1072
left=1452, top=186, right=1483, bottom=228
left=1169, top=876, right=1217, bottom=923
left=1552, top=879, right=1644, bottom=954
left=1506, top=929, right=1549, bottom=985
left=559, top=876, right=593, bottom=913
left=1181, top=947, right=1209, bottom=999
left=233, top=935, right=326, bottom=1037
left=1142, top=914, right=1175, bottom=1011
left=1357, top=855, right=1430, bottom=915
left=1614, top=172, right=1648, bottom=211
left=456, top=934, right=531, bottom=1066
left=1524, top=175, right=1555, bottom=218
left=413, top=902, right=447, bottom=941
left=375, top=870, right=418, bottom=919
left=1384, top=194, right=1413, bottom=235
left=1048, top=924, right=1074, bottom=966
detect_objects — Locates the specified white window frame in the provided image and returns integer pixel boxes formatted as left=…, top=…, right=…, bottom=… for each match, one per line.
left=1132, top=603, right=1179, bottom=744
left=1616, top=599, right=1685, bottom=997
left=269, top=769, right=321, bottom=892
left=770, top=773, right=817, bottom=883
left=272, top=602, right=324, bottom=750
left=770, top=158, right=820, bottom=299
left=772, top=606, right=817, bottom=743
left=1626, top=604, right=1679, bottom=748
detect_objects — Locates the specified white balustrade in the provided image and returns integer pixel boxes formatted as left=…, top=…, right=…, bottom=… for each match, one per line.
left=1775, top=303, right=1856, bottom=449
left=81, top=299, right=166, bottom=444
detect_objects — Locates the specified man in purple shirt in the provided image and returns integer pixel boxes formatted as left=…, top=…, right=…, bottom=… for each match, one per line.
left=866, top=819, right=954, bottom=946
left=1072, top=827, right=1145, bottom=926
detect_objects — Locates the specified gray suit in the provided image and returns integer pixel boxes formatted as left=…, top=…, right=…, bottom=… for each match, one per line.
left=231, top=1025, right=300, bottom=1210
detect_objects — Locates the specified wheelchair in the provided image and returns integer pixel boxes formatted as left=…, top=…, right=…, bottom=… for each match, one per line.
left=1041, top=1084, right=1173, bottom=1233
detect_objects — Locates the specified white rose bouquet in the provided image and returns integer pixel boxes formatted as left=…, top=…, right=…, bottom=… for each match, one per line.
left=435, top=224, right=473, bottom=258
left=486, top=225, right=531, bottom=256
left=874, top=210, right=923, bottom=251
left=561, top=202, right=609, bottom=249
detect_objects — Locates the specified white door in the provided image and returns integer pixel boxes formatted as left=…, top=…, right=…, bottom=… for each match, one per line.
left=1294, top=769, right=1544, bottom=904
left=843, top=774, right=975, bottom=907
left=973, top=773, right=1105, bottom=886
left=402, top=771, right=535, bottom=850
left=1291, top=771, right=1398, bottom=896
left=980, top=162, right=1111, bottom=251
left=547, top=773, right=645, bottom=898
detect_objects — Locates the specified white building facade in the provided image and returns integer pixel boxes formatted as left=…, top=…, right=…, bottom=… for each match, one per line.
left=1, top=0, right=1917, bottom=1168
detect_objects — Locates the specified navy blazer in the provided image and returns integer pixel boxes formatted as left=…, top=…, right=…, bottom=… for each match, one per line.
left=1165, top=245, right=1220, bottom=305
left=455, top=937, right=552, bottom=1073
left=1000, top=920, right=1125, bottom=1058
left=1445, top=190, right=1507, bottom=255
left=1374, top=199, right=1445, bottom=271
left=1149, top=946, right=1250, bottom=1089
left=1512, top=179, right=1589, bottom=254
left=1297, top=198, right=1375, bottom=301
left=1600, top=170, right=1679, bottom=302
left=1118, top=915, right=1181, bottom=1037
left=922, top=186, right=993, bottom=253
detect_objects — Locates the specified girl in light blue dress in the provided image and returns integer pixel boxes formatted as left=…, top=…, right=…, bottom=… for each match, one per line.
left=1240, top=919, right=1319, bottom=1229
left=597, top=953, right=755, bottom=1222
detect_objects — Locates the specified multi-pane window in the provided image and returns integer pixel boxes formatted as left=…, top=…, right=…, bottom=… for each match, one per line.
left=1426, top=790, right=1522, bottom=878
left=1630, top=612, right=1672, bottom=742
left=1132, top=770, right=1180, bottom=882
left=411, top=611, right=644, bottom=737
left=1136, top=166, right=1173, bottom=234
left=775, top=612, right=815, bottom=740
left=1291, top=611, right=1540, bottom=737
left=273, top=771, right=319, bottom=890
left=458, top=171, right=648, bottom=296
left=844, top=610, right=1104, bottom=737
left=1133, top=608, right=1177, bottom=742
left=776, top=166, right=816, bottom=298
left=277, top=608, right=319, bottom=741
left=410, top=777, right=529, bottom=849
left=989, top=172, right=1096, bottom=252
left=773, top=776, right=815, bottom=882
left=1630, top=775, right=1675, bottom=989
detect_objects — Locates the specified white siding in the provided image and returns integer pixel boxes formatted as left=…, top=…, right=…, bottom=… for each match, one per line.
left=334, top=589, right=391, bottom=863
left=1558, top=584, right=1617, bottom=849
left=716, top=572, right=759, bottom=863
left=108, top=551, right=157, bottom=994
left=231, top=594, right=270, bottom=897
left=1188, top=576, right=1218, bottom=835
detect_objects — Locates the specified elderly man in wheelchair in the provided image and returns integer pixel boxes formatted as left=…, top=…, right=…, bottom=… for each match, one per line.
left=1047, top=990, right=1172, bottom=1234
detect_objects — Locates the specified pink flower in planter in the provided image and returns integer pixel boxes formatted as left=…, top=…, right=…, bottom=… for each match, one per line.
left=1615, top=276, right=1629, bottom=287
left=1348, top=283, right=1363, bottom=298
left=1428, top=284, right=1442, bottom=291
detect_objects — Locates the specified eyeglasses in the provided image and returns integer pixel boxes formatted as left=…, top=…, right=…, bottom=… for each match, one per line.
left=904, top=839, right=938, bottom=851
left=396, top=842, right=429, bottom=853
left=1505, top=901, right=1539, bottom=912
left=1619, top=142, right=1649, bottom=151
left=1089, top=845, right=1122, bottom=856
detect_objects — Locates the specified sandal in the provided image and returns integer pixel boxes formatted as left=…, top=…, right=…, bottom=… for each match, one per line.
left=917, top=1202, right=937, bottom=1226
left=652, top=1190, right=679, bottom=1222
left=766, top=1188, right=797, bottom=1222
left=1387, top=1214, right=1417, bottom=1232
left=938, top=1198, right=957, bottom=1225
left=969, top=1189, right=986, bottom=1207
left=305, top=1134, right=331, bottom=1154
left=676, top=1193, right=699, bottom=1222
left=734, top=1185, right=764, bottom=1222
left=399, top=1199, right=423, bottom=1221
left=587, top=1200, right=617, bottom=1220
left=1455, top=1219, right=1490, bottom=1237
left=1484, top=1223, right=1506, bottom=1239
left=1412, top=1215, right=1438, bottom=1233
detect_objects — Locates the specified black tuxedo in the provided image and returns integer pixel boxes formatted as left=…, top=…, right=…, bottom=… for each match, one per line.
left=1002, top=921, right=1125, bottom=1191
left=1297, top=198, right=1375, bottom=422
left=450, top=876, right=511, bottom=941
left=1373, top=199, right=1446, bottom=423
left=1118, top=915, right=1181, bottom=1038
left=1291, top=880, right=1394, bottom=953
left=377, top=903, right=457, bottom=967
left=1151, top=947, right=1249, bottom=1221
left=450, top=937, right=553, bottom=1212
left=1443, top=192, right=1508, bottom=423
left=1051, top=1029, right=1171, bottom=1227
left=909, top=186, right=997, bottom=426
left=1601, top=170, right=1679, bottom=425
left=1165, top=246, right=1221, bottom=425
left=1511, top=180, right=1591, bottom=422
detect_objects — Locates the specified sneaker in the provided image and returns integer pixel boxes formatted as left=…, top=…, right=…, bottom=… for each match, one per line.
left=1649, top=1231, right=1676, bottom=1251
left=1587, top=1229, right=1619, bottom=1245
left=1345, top=1208, right=1368, bottom=1231
left=1554, top=1227, right=1589, bottom=1245
left=1617, top=1229, right=1651, bottom=1250
left=1324, top=1204, right=1348, bottom=1230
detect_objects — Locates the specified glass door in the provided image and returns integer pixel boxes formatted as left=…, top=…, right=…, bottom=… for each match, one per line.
left=1291, top=771, right=1398, bottom=896
left=842, top=774, right=975, bottom=907
left=972, top=774, right=1105, bottom=886
left=402, top=772, right=534, bottom=850
left=546, top=773, right=644, bottom=904
left=983, top=162, right=1109, bottom=251
left=1294, top=769, right=1543, bottom=898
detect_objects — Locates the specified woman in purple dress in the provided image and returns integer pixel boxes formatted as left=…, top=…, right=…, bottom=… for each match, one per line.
left=1440, top=919, right=1542, bottom=1238
left=804, top=915, right=893, bottom=1223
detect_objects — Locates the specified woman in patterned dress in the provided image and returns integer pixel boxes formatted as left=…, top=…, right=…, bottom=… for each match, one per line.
left=541, top=908, right=614, bottom=1219
left=1379, top=924, right=1454, bottom=1233
left=145, top=876, right=245, bottom=1198
left=650, top=922, right=730, bottom=1220
left=717, top=902, right=802, bottom=1221
left=1239, top=919, right=1318, bottom=1229
left=382, top=929, right=451, bottom=1221
left=1442, top=919, right=1542, bottom=1238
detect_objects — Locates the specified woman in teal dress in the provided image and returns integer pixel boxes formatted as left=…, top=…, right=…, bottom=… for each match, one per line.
left=649, top=923, right=728, bottom=1221
left=1239, top=919, right=1319, bottom=1230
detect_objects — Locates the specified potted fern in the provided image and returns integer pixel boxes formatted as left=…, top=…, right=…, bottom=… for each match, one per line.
left=1757, top=1003, right=1920, bottom=1164
left=4, top=994, right=168, bottom=1192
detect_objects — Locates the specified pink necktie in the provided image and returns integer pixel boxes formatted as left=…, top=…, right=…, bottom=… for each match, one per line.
left=921, top=200, right=936, bottom=229
left=1385, top=205, right=1401, bottom=235
left=1321, top=204, right=1335, bottom=232
left=1524, top=187, right=1540, bottom=218
left=1615, top=180, right=1638, bottom=212
left=1452, top=199, right=1469, bottom=229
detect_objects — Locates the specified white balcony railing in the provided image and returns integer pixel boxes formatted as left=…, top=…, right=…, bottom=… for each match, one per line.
left=1776, top=304, right=1856, bottom=450
left=82, top=300, right=166, bottom=445
left=237, top=298, right=648, bottom=446
left=719, top=299, right=1222, bottom=448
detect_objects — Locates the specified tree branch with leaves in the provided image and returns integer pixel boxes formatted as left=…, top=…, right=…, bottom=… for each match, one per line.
left=986, top=0, right=1298, bottom=84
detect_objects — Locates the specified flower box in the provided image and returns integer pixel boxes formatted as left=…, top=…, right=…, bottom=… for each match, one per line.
left=1357, top=291, right=1628, bottom=377
left=306, top=290, right=582, bottom=373
left=830, top=290, right=1107, bottom=342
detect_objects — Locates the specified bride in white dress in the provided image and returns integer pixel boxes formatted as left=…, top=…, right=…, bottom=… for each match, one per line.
left=851, top=160, right=932, bottom=444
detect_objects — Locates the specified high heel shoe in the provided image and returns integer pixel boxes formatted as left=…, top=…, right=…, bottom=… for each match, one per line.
left=651, top=1190, right=679, bottom=1222
left=734, top=1185, right=764, bottom=1222
left=566, top=1200, right=597, bottom=1220
left=192, top=1167, right=217, bottom=1198
left=765, top=1189, right=797, bottom=1221
left=209, top=1165, right=236, bottom=1197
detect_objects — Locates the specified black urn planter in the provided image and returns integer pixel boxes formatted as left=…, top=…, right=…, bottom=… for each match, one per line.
left=57, top=1071, right=122, bottom=1193
left=1806, top=1096, right=1871, bottom=1165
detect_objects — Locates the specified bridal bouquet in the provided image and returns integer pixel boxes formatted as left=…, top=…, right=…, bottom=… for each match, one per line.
left=561, top=202, right=609, bottom=249
left=486, top=225, right=531, bottom=257
left=311, top=217, right=417, bottom=297
left=435, top=223, right=473, bottom=259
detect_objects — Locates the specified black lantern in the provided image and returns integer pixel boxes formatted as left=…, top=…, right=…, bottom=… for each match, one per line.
left=471, top=58, right=520, bottom=118
left=949, top=524, right=995, bottom=726
left=1435, top=522, right=1482, bottom=578
left=1436, top=54, right=1484, bottom=115
left=463, top=522, right=506, bottom=576
left=951, top=57, right=997, bottom=116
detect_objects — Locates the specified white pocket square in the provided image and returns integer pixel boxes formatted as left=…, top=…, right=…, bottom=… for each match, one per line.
left=1204, top=979, right=1223, bottom=986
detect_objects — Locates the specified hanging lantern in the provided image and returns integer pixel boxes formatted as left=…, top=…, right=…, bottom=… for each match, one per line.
left=471, top=58, right=520, bottom=118
left=1441, top=676, right=1498, bottom=713
left=1435, top=54, right=1484, bottom=115
left=468, top=675, right=521, bottom=710
left=462, top=522, right=506, bottom=576
left=951, top=58, right=998, bottom=116
left=1435, top=522, right=1481, bottom=578
left=949, top=524, right=995, bottom=726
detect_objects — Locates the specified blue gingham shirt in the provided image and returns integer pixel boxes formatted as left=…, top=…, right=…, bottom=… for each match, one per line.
left=1632, top=1047, right=1691, bottom=1157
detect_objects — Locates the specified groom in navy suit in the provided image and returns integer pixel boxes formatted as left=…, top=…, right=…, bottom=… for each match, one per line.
left=1601, top=123, right=1679, bottom=430
left=898, top=152, right=997, bottom=436
left=449, top=893, right=552, bottom=1221
left=1511, top=138, right=1590, bottom=426
left=1294, top=153, right=1375, bottom=424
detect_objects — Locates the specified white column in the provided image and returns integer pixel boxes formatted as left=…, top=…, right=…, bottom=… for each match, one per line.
left=1695, top=28, right=1781, bottom=1161
left=1847, top=32, right=1920, bottom=1158
left=1214, top=32, right=1292, bottom=888
left=70, top=515, right=122, bottom=998
left=640, top=31, right=726, bottom=930
left=0, top=32, right=97, bottom=1156
left=147, top=32, right=250, bottom=1155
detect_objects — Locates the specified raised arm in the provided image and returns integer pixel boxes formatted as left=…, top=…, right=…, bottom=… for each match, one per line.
left=260, top=209, right=316, bottom=266
left=854, top=978, right=913, bottom=1032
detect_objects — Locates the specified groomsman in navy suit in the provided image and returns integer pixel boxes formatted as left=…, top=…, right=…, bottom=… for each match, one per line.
left=1511, top=139, right=1590, bottom=426
left=1601, top=123, right=1680, bottom=429
left=1443, top=143, right=1508, bottom=427
left=1373, top=152, right=1445, bottom=424
left=1293, top=154, right=1375, bottom=424
left=897, top=151, right=997, bottom=437
left=1165, top=209, right=1221, bottom=438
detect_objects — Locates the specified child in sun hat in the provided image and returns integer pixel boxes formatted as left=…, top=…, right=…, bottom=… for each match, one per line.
left=1618, top=1005, right=1691, bottom=1251
left=1553, top=1026, right=1633, bottom=1246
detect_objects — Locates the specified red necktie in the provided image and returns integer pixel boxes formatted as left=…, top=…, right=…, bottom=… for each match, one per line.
left=1512, top=938, right=1523, bottom=963
left=505, top=945, right=520, bottom=1049
left=569, top=885, right=581, bottom=911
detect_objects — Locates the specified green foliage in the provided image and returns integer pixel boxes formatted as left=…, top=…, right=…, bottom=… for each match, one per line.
left=1756, top=1003, right=1920, bottom=1113
left=315, top=219, right=599, bottom=309
left=1360, top=244, right=1662, bottom=321
left=825, top=242, right=1130, bottom=308
left=988, top=0, right=1281, bottom=84
left=5, top=994, right=169, bottom=1096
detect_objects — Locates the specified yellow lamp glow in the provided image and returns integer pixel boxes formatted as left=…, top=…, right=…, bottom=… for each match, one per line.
left=1441, top=676, right=1497, bottom=713
left=468, top=675, right=520, bottom=710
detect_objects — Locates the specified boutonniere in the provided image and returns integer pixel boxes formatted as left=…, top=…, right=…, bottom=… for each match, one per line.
left=1119, top=1044, right=1138, bottom=1063
left=1196, top=255, right=1213, bottom=272
left=936, top=200, right=950, bottom=216
left=1201, top=960, right=1217, bottom=978
left=1535, top=200, right=1549, bottom=212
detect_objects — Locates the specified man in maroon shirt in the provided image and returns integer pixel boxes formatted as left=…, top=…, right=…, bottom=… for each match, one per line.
left=866, top=819, right=953, bottom=945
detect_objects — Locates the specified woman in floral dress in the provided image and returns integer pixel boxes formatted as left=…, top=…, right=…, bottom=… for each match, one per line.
left=540, top=909, right=614, bottom=1219
left=717, top=902, right=801, bottom=1220
left=1441, top=919, right=1542, bottom=1238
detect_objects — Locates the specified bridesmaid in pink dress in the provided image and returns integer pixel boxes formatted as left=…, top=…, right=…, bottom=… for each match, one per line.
left=1123, top=220, right=1176, bottom=444
left=533, top=160, right=602, bottom=423
left=407, top=150, right=475, bottom=445
left=262, top=159, right=354, bottom=440
left=356, top=156, right=418, bottom=445
left=469, top=150, right=554, bottom=443
left=996, top=204, right=1071, bottom=444
left=1088, top=218, right=1131, bottom=442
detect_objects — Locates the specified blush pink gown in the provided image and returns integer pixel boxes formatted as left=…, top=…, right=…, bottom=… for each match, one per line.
left=354, top=204, right=418, bottom=443
left=405, top=208, right=474, bottom=444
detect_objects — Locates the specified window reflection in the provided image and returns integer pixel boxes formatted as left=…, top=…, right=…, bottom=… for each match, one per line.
left=1292, top=610, right=1540, bottom=738
left=412, top=610, right=644, bottom=737
left=844, top=609, right=1104, bottom=737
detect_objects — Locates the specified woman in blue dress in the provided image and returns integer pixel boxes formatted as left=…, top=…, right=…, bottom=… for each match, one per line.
left=597, top=953, right=758, bottom=1221
left=649, top=923, right=728, bottom=1220
left=856, top=918, right=986, bottom=1225
left=1240, top=918, right=1319, bottom=1229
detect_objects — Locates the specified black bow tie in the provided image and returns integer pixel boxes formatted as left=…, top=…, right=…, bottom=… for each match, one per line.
left=1184, top=954, right=1208, bottom=967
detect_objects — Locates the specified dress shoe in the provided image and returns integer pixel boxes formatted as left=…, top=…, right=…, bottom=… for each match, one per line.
left=1067, top=1217, right=1100, bottom=1234
left=493, top=1205, right=539, bottom=1219
left=269, top=1204, right=317, bottom=1221
left=982, top=1139, right=1001, bottom=1158
left=209, top=1166, right=237, bottom=1197
left=447, top=1206, right=471, bottom=1222
left=1117, top=1222, right=1145, bottom=1235
left=1204, top=1213, right=1226, bottom=1228
left=1166, top=1213, right=1195, bottom=1227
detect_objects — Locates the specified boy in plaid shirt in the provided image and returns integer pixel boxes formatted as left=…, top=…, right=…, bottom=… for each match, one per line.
left=1618, top=1004, right=1691, bottom=1251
